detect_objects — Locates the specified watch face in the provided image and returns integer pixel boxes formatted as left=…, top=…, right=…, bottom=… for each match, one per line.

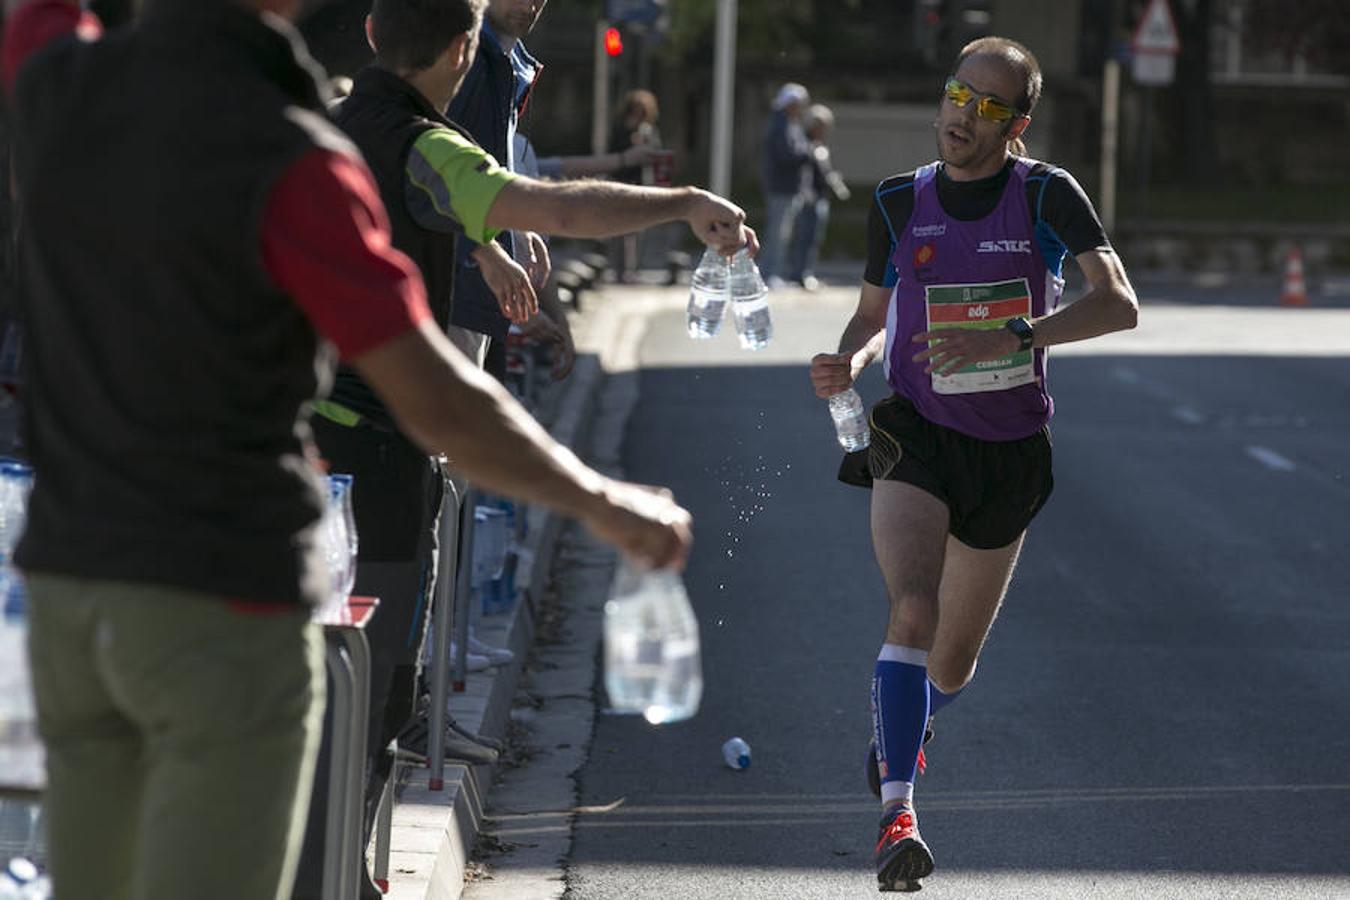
left=1006, top=318, right=1033, bottom=350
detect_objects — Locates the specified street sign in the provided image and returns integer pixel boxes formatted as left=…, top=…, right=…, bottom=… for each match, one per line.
left=1131, top=0, right=1180, bottom=85
left=606, top=0, right=666, bottom=26
left=1132, top=52, right=1176, bottom=85
left=1131, top=0, right=1180, bottom=55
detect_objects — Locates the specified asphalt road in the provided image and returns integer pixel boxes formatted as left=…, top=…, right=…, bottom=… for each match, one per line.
left=564, top=284, right=1350, bottom=899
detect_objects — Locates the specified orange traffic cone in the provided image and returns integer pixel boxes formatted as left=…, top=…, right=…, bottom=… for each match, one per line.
left=1280, top=246, right=1308, bottom=307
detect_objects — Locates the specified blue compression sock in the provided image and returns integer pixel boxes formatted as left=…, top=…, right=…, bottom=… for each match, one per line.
left=871, top=645, right=930, bottom=805
left=927, top=679, right=964, bottom=716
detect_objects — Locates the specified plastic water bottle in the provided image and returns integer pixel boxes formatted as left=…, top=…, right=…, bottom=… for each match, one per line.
left=722, top=737, right=752, bottom=770
left=828, top=389, right=871, bottom=452
left=686, top=247, right=729, bottom=339
left=330, top=473, right=358, bottom=591
left=603, top=560, right=703, bottom=725
left=729, top=248, right=772, bottom=350
left=319, top=475, right=354, bottom=617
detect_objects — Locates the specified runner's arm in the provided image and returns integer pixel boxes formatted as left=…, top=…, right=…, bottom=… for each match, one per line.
left=1028, top=248, right=1138, bottom=348
left=810, top=282, right=889, bottom=398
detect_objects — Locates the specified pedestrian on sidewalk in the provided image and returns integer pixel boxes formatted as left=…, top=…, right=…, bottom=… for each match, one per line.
left=1, top=1, right=720, bottom=898
left=759, top=81, right=813, bottom=287
left=809, top=36, right=1138, bottom=892
left=295, top=2, right=759, bottom=896
left=786, top=102, right=851, bottom=291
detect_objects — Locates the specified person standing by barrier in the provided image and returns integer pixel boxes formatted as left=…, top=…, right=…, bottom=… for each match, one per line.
left=787, top=102, right=851, bottom=291
left=760, top=81, right=813, bottom=288
left=297, top=2, right=758, bottom=895
left=0, top=1, right=731, bottom=897
left=809, top=37, right=1138, bottom=891
left=445, top=0, right=547, bottom=379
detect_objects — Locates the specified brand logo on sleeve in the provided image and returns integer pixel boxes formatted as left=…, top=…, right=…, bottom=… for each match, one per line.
left=977, top=239, right=1032, bottom=254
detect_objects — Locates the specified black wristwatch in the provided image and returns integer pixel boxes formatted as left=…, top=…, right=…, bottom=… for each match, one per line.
left=1004, top=317, right=1034, bottom=352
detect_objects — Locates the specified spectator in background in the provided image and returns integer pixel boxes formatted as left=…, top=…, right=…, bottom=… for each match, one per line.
left=760, top=81, right=813, bottom=288
left=607, top=88, right=663, bottom=281
left=787, top=103, right=851, bottom=291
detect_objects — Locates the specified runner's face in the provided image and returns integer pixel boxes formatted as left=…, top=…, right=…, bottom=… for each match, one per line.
left=936, top=54, right=1024, bottom=178
left=487, top=0, right=548, bottom=39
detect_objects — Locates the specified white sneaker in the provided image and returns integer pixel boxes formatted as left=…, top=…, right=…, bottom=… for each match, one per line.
left=447, top=642, right=492, bottom=672
left=467, top=629, right=514, bottom=666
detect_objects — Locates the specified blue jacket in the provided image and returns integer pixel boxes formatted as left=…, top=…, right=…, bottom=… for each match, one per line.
left=445, top=24, right=542, bottom=341
left=761, top=108, right=812, bottom=196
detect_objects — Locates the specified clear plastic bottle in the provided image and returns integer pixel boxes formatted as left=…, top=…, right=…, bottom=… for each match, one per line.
left=686, top=247, right=730, bottom=339
left=319, top=476, right=352, bottom=617
left=828, top=388, right=871, bottom=452
left=721, top=736, right=752, bottom=770
left=729, top=248, right=772, bottom=350
left=603, top=561, right=703, bottom=725
left=329, top=473, right=358, bottom=595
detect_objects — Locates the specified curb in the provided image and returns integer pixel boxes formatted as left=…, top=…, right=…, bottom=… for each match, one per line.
left=381, top=352, right=606, bottom=900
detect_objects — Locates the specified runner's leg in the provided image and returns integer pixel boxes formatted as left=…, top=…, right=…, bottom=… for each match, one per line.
left=926, top=533, right=1024, bottom=695
left=870, top=481, right=948, bottom=807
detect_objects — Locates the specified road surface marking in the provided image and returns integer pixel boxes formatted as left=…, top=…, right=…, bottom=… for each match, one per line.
left=1246, top=445, right=1297, bottom=472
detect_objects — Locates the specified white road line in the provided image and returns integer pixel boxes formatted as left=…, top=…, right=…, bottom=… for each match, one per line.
left=1246, top=445, right=1297, bottom=472
left=1171, top=405, right=1204, bottom=425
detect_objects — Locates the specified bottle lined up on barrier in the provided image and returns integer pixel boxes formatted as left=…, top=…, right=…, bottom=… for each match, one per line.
left=318, top=473, right=358, bottom=620
left=0, top=462, right=42, bottom=797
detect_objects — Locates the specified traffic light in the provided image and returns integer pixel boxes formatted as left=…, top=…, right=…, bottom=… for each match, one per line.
left=603, top=26, right=624, bottom=57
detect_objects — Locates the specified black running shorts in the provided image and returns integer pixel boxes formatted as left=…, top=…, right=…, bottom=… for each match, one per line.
left=838, top=394, right=1054, bottom=549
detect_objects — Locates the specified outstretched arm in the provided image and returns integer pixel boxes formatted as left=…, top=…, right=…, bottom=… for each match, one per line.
left=486, top=177, right=757, bottom=257
left=355, top=322, right=690, bottom=568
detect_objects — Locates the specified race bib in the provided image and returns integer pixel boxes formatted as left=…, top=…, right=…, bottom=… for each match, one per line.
left=924, top=279, right=1036, bottom=395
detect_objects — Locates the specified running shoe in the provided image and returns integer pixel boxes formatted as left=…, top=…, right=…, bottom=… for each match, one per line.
left=874, top=804, right=933, bottom=892
left=866, top=719, right=933, bottom=797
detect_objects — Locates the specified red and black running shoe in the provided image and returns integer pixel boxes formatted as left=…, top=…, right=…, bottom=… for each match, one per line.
left=874, top=804, right=933, bottom=892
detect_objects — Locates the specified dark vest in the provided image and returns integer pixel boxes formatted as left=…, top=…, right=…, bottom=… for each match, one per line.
left=327, top=66, right=468, bottom=430
left=445, top=28, right=540, bottom=342
left=10, top=2, right=353, bottom=605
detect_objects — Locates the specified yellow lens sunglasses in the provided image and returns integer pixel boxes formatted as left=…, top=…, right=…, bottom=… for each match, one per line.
left=943, top=78, right=1024, bottom=123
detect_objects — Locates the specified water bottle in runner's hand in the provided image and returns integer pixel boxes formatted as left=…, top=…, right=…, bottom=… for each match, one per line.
left=603, top=560, right=703, bottom=725
left=829, top=388, right=870, bottom=452
left=686, top=247, right=730, bottom=339
left=730, top=248, right=772, bottom=350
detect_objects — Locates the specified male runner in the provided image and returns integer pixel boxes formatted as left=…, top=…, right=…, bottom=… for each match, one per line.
left=809, top=36, right=1138, bottom=891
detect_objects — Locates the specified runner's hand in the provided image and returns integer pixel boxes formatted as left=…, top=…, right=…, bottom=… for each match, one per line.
left=581, top=480, right=692, bottom=571
left=810, top=351, right=858, bottom=398
left=911, top=327, right=1021, bottom=375
left=472, top=241, right=538, bottom=323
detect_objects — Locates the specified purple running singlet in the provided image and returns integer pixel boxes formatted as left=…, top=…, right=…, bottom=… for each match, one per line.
left=885, top=159, right=1065, bottom=441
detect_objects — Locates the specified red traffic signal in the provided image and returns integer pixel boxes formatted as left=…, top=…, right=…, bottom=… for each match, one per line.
left=603, top=27, right=624, bottom=56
